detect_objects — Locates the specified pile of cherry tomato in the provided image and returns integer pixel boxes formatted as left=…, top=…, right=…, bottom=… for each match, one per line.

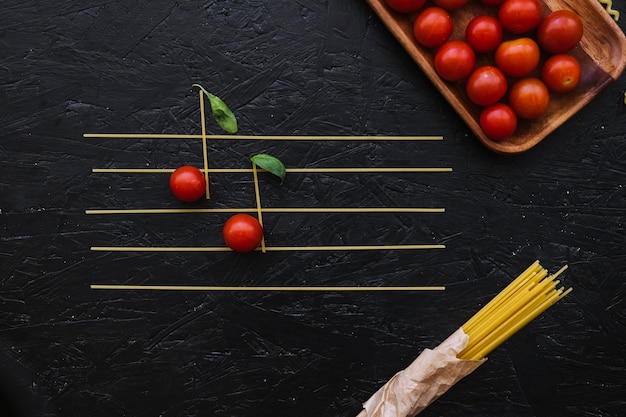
left=385, top=0, right=584, bottom=140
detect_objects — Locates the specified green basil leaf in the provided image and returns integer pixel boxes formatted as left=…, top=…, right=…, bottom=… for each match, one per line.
left=206, top=93, right=238, bottom=134
left=251, top=154, right=286, bottom=184
left=193, top=84, right=238, bottom=134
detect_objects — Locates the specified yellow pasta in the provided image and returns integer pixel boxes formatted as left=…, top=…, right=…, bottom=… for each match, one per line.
left=355, top=262, right=572, bottom=417
left=198, top=89, right=211, bottom=199
left=458, top=262, right=571, bottom=360
left=462, top=261, right=543, bottom=334
left=599, top=0, right=620, bottom=21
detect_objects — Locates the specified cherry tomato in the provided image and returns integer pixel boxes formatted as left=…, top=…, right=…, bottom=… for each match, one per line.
left=169, top=165, right=206, bottom=202
left=508, top=78, right=550, bottom=119
left=541, top=54, right=581, bottom=94
left=385, top=0, right=426, bottom=14
left=434, top=40, right=476, bottom=82
left=223, top=214, right=264, bottom=253
left=480, top=103, right=518, bottom=140
left=495, top=37, right=540, bottom=78
left=480, top=0, right=506, bottom=5
left=537, top=10, right=583, bottom=54
left=465, top=15, right=503, bottom=53
left=466, top=66, right=508, bottom=106
left=432, top=0, right=469, bottom=11
left=413, top=7, right=453, bottom=48
left=498, top=0, right=543, bottom=34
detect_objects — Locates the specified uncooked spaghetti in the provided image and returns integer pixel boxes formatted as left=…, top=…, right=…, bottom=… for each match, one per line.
left=598, top=0, right=620, bottom=21
left=458, top=260, right=572, bottom=360
left=358, top=261, right=572, bottom=417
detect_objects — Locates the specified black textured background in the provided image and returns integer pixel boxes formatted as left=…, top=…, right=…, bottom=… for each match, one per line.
left=1, top=1, right=625, bottom=416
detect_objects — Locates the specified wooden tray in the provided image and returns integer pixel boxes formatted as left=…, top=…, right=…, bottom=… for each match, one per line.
left=365, top=0, right=626, bottom=154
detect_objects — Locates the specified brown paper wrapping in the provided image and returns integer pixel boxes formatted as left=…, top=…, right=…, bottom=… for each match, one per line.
left=358, top=327, right=485, bottom=417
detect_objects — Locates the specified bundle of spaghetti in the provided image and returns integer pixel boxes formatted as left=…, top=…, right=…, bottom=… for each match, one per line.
left=357, top=261, right=572, bottom=417
left=457, top=260, right=572, bottom=361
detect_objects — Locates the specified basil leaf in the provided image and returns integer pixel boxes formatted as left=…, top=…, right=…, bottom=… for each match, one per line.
left=193, top=84, right=238, bottom=134
left=251, top=154, right=286, bottom=184
left=206, top=93, right=238, bottom=134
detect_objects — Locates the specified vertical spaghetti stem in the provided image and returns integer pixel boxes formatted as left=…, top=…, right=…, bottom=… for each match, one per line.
left=251, top=162, right=266, bottom=253
left=199, top=90, right=210, bottom=199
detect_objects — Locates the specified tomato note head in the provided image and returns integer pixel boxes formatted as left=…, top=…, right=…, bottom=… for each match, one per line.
left=223, top=214, right=264, bottom=253
left=169, top=166, right=206, bottom=202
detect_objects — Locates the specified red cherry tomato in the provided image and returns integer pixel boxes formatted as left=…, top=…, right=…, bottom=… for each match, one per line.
left=537, top=10, right=583, bottom=54
left=432, top=0, right=469, bottom=11
left=480, top=0, right=506, bottom=5
left=495, top=37, right=540, bottom=78
left=413, top=7, right=453, bottom=48
left=465, top=15, right=503, bottom=53
left=434, top=40, right=476, bottom=82
left=223, top=214, right=264, bottom=253
left=480, top=103, right=518, bottom=140
left=541, top=54, right=581, bottom=94
left=466, top=66, right=508, bottom=106
left=498, top=0, right=543, bottom=34
left=508, top=78, right=550, bottom=119
left=385, top=0, right=427, bottom=14
left=169, top=165, right=206, bottom=202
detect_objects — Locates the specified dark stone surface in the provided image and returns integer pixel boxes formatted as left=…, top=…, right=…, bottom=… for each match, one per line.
left=1, top=1, right=624, bottom=416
